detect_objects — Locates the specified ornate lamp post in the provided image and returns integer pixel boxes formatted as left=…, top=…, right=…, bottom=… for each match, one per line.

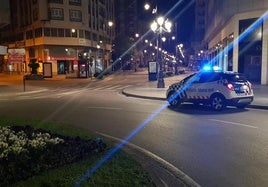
left=150, top=16, right=172, bottom=88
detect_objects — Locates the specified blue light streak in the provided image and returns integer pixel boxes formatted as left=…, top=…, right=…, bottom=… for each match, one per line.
left=74, top=6, right=268, bottom=187
left=74, top=2, right=190, bottom=184
left=74, top=103, right=169, bottom=187
left=209, top=11, right=268, bottom=69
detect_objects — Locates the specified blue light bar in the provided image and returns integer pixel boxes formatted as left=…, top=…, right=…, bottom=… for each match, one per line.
left=202, top=65, right=212, bottom=71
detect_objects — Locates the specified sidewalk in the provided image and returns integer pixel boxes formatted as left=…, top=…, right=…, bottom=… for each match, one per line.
left=122, top=70, right=268, bottom=110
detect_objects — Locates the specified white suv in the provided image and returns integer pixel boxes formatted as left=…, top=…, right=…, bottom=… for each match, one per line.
left=166, top=71, right=254, bottom=111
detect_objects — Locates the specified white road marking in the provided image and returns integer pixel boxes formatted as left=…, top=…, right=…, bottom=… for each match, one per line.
left=88, top=85, right=130, bottom=91
left=19, top=89, right=48, bottom=94
left=106, top=85, right=124, bottom=90
left=87, top=106, right=122, bottom=110
left=92, top=85, right=111, bottom=90
left=209, top=119, right=258, bottom=129
left=56, top=90, right=82, bottom=96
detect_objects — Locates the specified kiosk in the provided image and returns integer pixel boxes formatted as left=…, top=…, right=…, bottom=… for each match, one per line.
left=148, top=61, right=158, bottom=81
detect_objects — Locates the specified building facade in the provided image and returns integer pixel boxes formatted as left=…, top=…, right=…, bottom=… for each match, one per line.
left=202, top=0, right=268, bottom=85
left=113, top=0, right=140, bottom=70
left=0, top=0, right=115, bottom=77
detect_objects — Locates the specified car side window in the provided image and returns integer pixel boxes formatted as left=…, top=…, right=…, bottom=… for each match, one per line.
left=198, top=73, right=212, bottom=83
left=183, top=74, right=197, bottom=84
left=198, top=73, right=221, bottom=83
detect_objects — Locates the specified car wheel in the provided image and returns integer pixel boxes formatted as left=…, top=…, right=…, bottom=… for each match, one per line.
left=168, top=92, right=181, bottom=108
left=211, top=94, right=225, bottom=111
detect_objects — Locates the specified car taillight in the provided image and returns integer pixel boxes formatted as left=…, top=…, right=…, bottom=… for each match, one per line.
left=226, top=83, right=234, bottom=91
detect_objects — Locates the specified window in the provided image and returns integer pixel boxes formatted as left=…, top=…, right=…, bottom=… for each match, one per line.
left=92, top=33, right=97, bottom=41
left=58, top=28, right=64, bottom=37
left=44, top=28, right=51, bottom=36
left=65, top=29, right=71, bottom=37
left=79, top=30, right=84, bottom=38
left=85, top=30, right=91, bottom=40
left=198, top=73, right=221, bottom=83
left=35, top=28, right=42, bottom=38
left=26, top=30, right=33, bottom=39
left=69, top=10, right=82, bottom=22
left=50, top=8, right=64, bottom=20
left=51, top=28, right=57, bottom=37
left=99, top=7, right=105, bottom=18
left=225, top=74, right=247, bottom=82
left=69, top=0, right=81, bottom=6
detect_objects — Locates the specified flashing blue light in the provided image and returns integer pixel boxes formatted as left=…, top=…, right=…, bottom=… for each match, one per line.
left=202, top=65, right=212, bottom=71
left=202, top=65, right=222, bottom=72
left=213, top=66, right=221, bottom=71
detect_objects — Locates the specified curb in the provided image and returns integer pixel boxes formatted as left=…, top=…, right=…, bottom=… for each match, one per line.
left=97, top=132, right=201, bottom=187
left=122, top=89, right=166, bottom=101
left=246, top=104, right=268, bottom=110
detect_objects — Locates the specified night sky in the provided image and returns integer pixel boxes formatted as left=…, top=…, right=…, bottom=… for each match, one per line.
left=142, top=0, right=195, bottom=43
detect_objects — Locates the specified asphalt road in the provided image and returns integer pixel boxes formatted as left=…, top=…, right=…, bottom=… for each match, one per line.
left=1, top=72, right=268, bottom=187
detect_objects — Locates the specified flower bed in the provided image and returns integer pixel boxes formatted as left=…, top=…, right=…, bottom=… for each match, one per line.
left=0, top=125, right=106, bottom=186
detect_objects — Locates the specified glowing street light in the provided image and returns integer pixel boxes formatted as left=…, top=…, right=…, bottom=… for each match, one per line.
left=144, top=3, right=150, bottom=10
left=150, top=16, right=172, bottom=88
left=108, top=21, right=113, bottom=27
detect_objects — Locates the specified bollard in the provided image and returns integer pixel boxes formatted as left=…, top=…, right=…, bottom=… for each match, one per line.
left=23, top=76, right=25, bottom=92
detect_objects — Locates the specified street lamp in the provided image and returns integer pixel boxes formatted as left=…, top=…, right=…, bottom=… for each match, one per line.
left=108, top=21, right=113, bottom=27
left=144, top=2, right=150, bottom=10
left=150, top=16, right=172, bottom=88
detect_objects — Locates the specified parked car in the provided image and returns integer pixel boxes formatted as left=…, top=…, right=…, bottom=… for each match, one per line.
left=166, top=68, right=254, bottom=111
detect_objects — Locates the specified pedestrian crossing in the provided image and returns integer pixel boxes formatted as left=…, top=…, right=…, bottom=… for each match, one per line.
left=88, top=84, right=130, bottom=91
left=1, top=84, right=133, bottom=100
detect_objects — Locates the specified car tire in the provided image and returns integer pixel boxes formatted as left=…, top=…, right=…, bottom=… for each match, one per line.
left=211, top=94, right=226, bottom=111
left=167, top=92, right=181, bottom=108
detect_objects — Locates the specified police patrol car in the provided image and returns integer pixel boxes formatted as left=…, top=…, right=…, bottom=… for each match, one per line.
left=166, top=66, right=254, bottom=111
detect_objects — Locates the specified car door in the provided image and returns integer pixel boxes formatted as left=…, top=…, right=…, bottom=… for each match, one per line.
left=185, top=73, right=202, bottom=100
left=186, top=72, right=216, bottom=100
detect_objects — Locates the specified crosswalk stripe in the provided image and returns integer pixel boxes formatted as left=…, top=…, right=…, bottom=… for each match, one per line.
left=5, top=84, right=133, bottom=100
left=89, top=85, right=130, bottom=90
